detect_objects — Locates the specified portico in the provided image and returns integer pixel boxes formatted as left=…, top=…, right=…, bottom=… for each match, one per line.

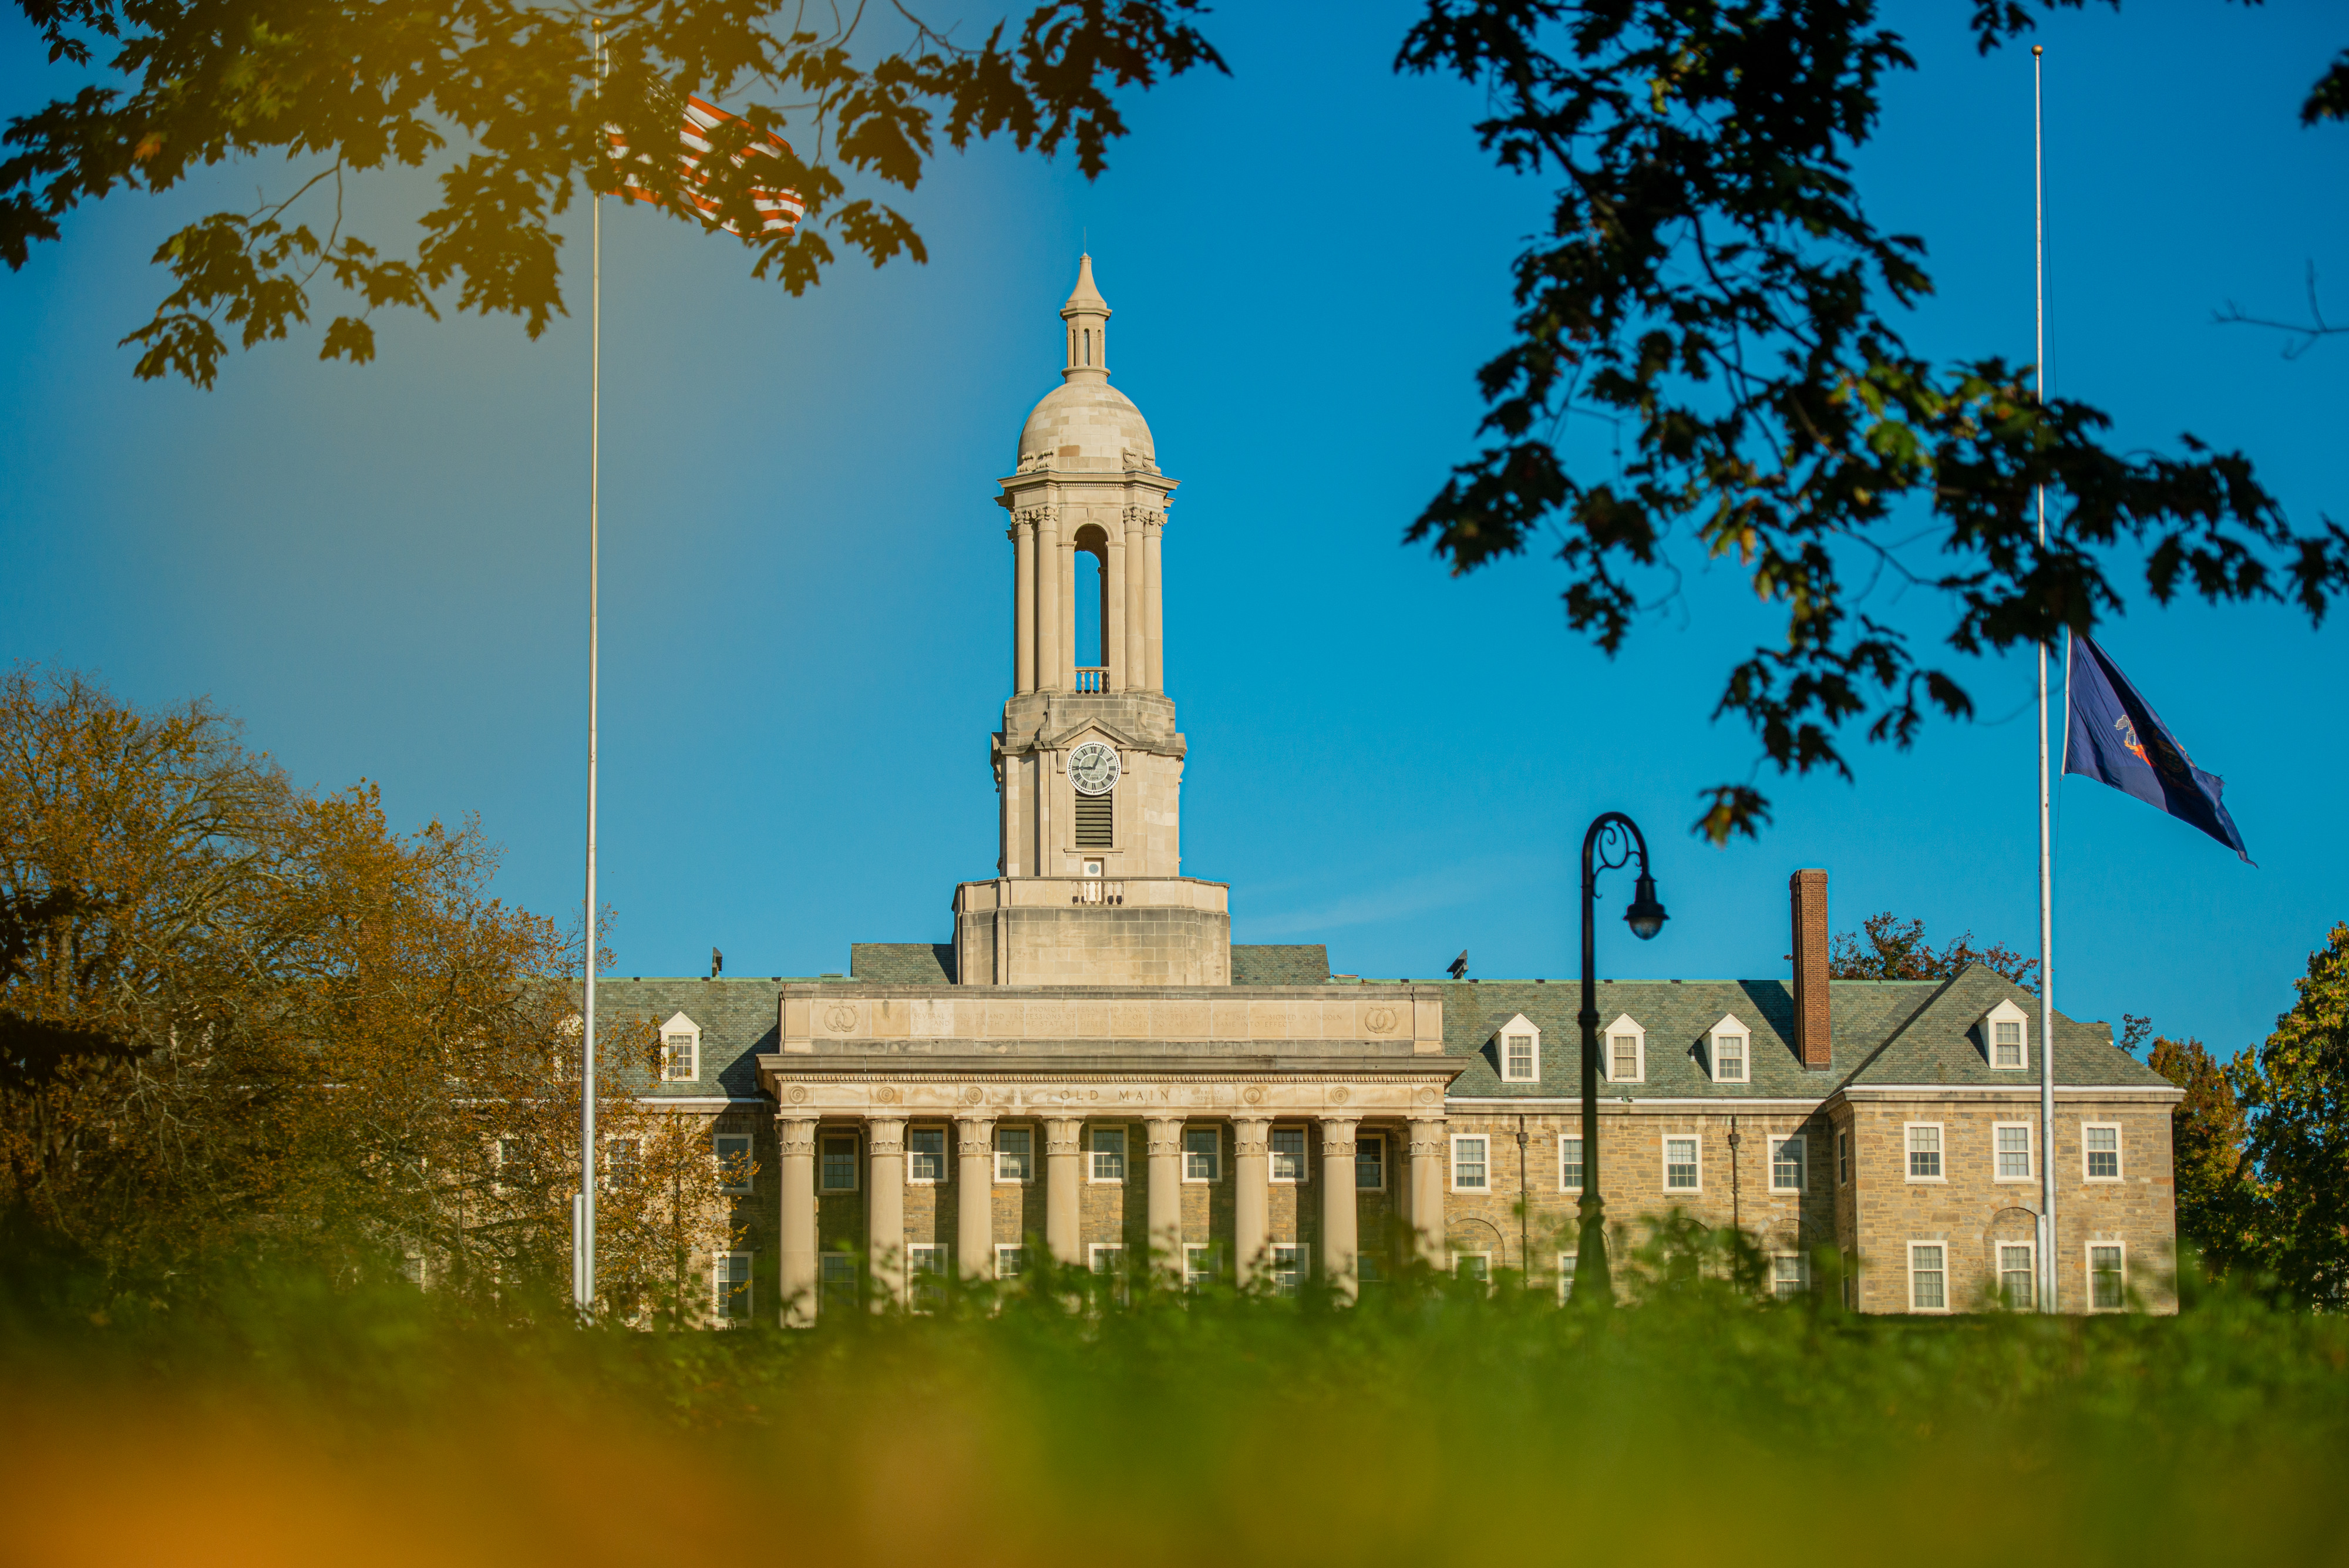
left=759, top=982, right=1462, bottom=1320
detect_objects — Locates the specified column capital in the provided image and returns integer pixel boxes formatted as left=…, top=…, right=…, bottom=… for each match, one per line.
left=955, top=1112, right=997, bottom=1158
left=1318, top=1115, right=1360, bottom=1158
left=775, top=1115, right=819, bottom=1158
left=867, top=1116, right=907, bottom=1157
left=1230, top=1115, right=1270, bottom=1159
left=1044, top=1116, right=1083, bottom=1156
left=1405, top=1116, right=1446, bottom=1159
left=1145, top=1116, right=1184, bottom=1158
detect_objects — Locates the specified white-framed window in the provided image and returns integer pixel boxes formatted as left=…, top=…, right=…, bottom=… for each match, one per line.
left=606, top=1136, right=640, bottom=1189
left=1355, top=1132, right=1386, bottom=1190
left=819, top=1132, right=860, bottom=1193
left=1999, top=1241, right=2037, bottom=1309
left=1837, top=1129, right=1850, bottom=1186
left=496, top=1137, right=528, bottom=1188
left=1556, top=1251, right=1578, bottom=1303
left=1089, top=1124, right=1128, bottom=1183
left=658, top=1010, right=701, bottom=1082
left=1495, top=1013, right=1541, bottom=1082
left=1269, top=1242, right=1308, bottom=1297
left=1183, top=1125, right=1220, bottom=1182
left=1604, top=1013, right=1646, bottom=1082
left=2083, top=1123, right=2123, bottom=1182
left=713, top=1251, right=752, bottom=1323
left=907, top=1243, right=948, bottom=1313
left=995, top=1125, right=1034, bottom=1183
left=1904, top=1122, right=1944, bottom=1182
left=1270, top=1126, right=1308, bottom=1182
left=1771, top=1253, right=1808, bottom=1300
left=1089, top=1242, right=1126, bottom=1295
left=1981, top=999, right=2030, bottom=1070
left=1451, top=1133, right=1490, bottom=1192
left=1663, top=1134, right=1701, bottom=1193
left=1559, top=1133, right=1584, bottom=1191
left=1993, top=1122, right=2034, bottom=1182
left=1908, top=1241, right=1949, bottom=1312
left=994, top=1243, right=1027, bottom=1281
left=907, top=1126, right=947, bottom=1183
left=1453, top=1252, right=1492, bottom=1291
left=2087, top=1241, right=2128, bottom=1310
left=1768, top=1133, right=1805, bottom=1193
left=1707, top=1013, right=1752, bottom=1084
left=818, top=1251, right=858, bottom=1313
left=715, top=1132, right=754, bottom=1194
left=1184, top=1243, right=1217, bottom=1290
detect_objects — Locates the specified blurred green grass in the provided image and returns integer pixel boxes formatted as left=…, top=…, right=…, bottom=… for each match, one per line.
left=4, top=1244, right=2347, bottom=1566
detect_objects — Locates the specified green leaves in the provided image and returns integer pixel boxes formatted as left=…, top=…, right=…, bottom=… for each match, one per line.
left=1398, top=0, right=2342, bottom=842
left=6, top=0, right=1226, bottom=381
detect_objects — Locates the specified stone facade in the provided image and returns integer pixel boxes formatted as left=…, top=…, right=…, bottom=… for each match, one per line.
left=583, top=255, right=2181, bottom=1326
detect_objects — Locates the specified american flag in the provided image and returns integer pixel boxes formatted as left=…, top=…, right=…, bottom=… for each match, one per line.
left=609, top=95, right=805, bottom=238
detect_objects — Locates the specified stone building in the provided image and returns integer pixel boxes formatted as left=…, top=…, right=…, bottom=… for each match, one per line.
left=592, top=257, right=2182, bottom=1323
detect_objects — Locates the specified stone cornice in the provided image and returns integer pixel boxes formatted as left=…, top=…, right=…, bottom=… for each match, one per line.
left=758, top=1055, right=1460, bottom=1119
left=1824, top=1083, right=2184, bottom=1105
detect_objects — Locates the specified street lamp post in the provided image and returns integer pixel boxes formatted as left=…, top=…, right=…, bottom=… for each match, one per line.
left=1574, top=812, right=1668, bottom=1308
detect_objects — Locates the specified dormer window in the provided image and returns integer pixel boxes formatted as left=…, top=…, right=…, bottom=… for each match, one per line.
left=1707, top=1014, right=1751, bottom=1084
left=659, top=1010, right=702, bottom=1082
left=1494, top=1014, right=1542, bottom=1083
left=1980, top=1000, right=2031, bottom=1071
left=1604, top=1014, right=1645, bottom=1082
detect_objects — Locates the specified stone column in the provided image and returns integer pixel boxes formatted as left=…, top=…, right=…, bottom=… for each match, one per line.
left=1036, top=507, right=1061, bottom=691
left=1014, top=517, right=1035, bottom=695
left=1104, top=531, right=1128, bottom=692
left=867, top=1117, right=906, bottom=1311
left=1044, top=1116, right=1083, bottom=1267
left=1406, top=1116, right=1446, bottom=1267
left=1320, top=1116, right=1361, bottom=1303
left=1146, top=1116, right=1184, bottom=1284
left=1061, top=540, right=1077, bottom=689
left=1232, top=1115, right=1270, bottom=1287
left=1143, top=514, right=1165, bottom=692
left=956, top=1115, right=996, bottom=1286
left=777, top=1116, right=818, bottom=1328
left=1122, top=507, right=1147, bottom=691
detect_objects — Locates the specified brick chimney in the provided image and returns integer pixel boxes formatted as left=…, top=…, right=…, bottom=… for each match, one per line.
left=1790, top=869, right=1832, bottom=1069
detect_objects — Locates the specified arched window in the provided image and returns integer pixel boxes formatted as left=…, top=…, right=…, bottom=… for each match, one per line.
left=1083, top=329, right=1093, bottom=366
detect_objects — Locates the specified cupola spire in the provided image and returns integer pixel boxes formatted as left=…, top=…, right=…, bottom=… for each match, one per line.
left=1059, top=253, right=1111, bottom=384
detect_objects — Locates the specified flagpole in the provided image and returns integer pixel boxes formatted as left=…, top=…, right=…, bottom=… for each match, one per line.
left=576, top=16, right=605, bottom=1318
left=2032, top=42, right=2059, bottom=1316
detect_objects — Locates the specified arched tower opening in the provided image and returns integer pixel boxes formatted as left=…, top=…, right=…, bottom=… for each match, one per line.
left=1072, top=524, right=1109, bottom=689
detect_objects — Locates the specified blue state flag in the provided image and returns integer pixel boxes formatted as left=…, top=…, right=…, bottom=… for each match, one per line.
left=2063, top=634, right=2252, bottom=864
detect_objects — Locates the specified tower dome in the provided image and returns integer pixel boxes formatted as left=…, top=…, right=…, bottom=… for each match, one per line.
left=1014, top=255, right=1157, bottom=475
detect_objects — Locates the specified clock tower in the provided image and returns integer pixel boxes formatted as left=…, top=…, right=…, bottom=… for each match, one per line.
left=950, top=255, right=1232, bottom=985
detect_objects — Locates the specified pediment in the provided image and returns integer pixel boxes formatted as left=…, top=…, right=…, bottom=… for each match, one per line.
left=1036, top=716, right=1184, bottom=758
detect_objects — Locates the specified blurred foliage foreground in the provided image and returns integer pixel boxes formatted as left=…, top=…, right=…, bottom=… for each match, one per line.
left=4, top=1240, right=2347, bottom=1567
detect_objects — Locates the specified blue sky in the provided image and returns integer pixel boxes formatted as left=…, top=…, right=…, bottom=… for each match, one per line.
left=2, top=0, right=2343, bottom=1059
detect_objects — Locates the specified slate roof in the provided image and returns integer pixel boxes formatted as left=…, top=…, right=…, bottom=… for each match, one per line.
left=584, top=978, right=788, bottom=1101
left=851, top=943, right=957, bottom=984
left=1230, top=944, right=1331, bottom=985
left=1838, top=964, right=2170, bottom=1090
left=1428, top=964, right=2164, bottom=1100
left=583, top=961, right=2162, bottom=1109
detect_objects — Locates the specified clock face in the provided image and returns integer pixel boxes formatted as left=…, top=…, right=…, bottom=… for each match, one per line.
left=1067, top=741, right=1122, bottom=796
